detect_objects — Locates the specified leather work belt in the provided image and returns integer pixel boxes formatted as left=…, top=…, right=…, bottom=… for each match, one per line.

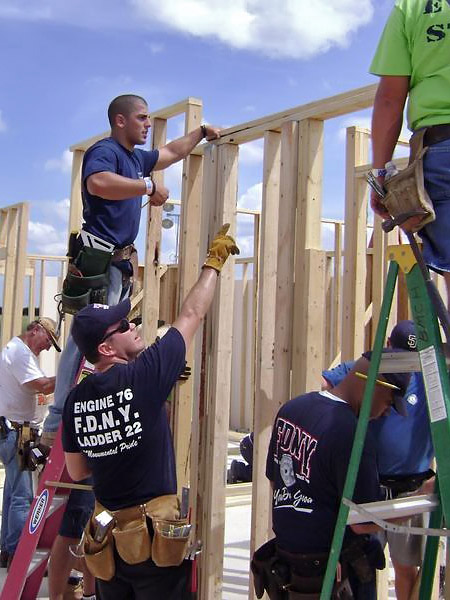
left=380, top=469, right=434, bottom=496
left=423, top=123, right=450, bottom=147
left=112, top=244, right=136, bottom=263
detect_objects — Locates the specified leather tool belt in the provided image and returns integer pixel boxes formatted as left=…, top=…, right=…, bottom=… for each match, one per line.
left=0, top=419, right=49, bottom=471
left=381, top=128, right=435, bottom=233
left=112, top=244, right=136, bottom=263
left=380, top=469, right=434, bottom=498
left=251, top=538, right=353, bottom=600
left=251, top=536, right=384, bottom=600
left=83, top=494, right=190, bottom=581
left=423, top=123, right=450, bottom=147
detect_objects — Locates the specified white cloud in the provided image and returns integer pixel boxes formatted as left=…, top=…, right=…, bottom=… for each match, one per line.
left=238, top=182, right=262, bottom=211
left=145, top=41, right=164, bottom=54
left=28, top=221, right=66, bottom=255
left=44, top=149, right=73, bottom=174
left=132, top=0, right=374, bottom=59
left=239, top=139, right=264, bottom=165
left=1, top=0, right=374, bottom=59
left=0, top=110, right=7, bottom=132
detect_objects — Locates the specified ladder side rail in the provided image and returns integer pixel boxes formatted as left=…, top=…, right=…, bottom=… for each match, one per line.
left=320, top=261, right=398, bottom=599
left=0, top=428, right=68, bottom=599
left=418, top=478, right=442, bottom=600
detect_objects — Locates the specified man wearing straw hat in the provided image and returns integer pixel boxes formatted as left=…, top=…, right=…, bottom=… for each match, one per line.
left=0, top=317, right=59, bottom=563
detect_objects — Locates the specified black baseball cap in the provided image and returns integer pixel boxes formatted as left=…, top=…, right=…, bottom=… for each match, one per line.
left=72, top=299, right=131, bottom=357
left=389, top=320, right=417, bottom=351
left=362, top=349, right=411, bottom=416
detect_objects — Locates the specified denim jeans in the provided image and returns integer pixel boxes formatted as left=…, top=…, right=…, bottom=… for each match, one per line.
left=420, top=138, right=450, bottom=273
left=0, top=428, right=33, bottom=553
left=44, top=264, right=129, bottom=432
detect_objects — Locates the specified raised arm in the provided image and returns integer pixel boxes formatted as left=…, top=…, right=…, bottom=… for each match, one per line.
left=155, top=125, right=221, bottom=170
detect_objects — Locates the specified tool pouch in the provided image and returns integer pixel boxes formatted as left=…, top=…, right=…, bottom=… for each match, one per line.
left=382, top=129, right=435, bottom=232
left=61, top=246, right=112, bottom=315
left=83, top=514, right=115, bottom=581
left=146, top=494, right=189, bottom=567
left=251, top=538, right=287, bottom=600
left=151, top=516, right=190, bottom=567
left=341, top=535, right=384, bottom=584
left=112, top=505, right=152, bottom=565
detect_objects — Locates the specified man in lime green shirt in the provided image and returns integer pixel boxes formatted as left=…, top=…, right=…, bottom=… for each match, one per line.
left=370, top=0, right=450, bottom=311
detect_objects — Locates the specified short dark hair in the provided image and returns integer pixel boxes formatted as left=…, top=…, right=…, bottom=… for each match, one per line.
left=107, top=94, right=147, bottom=127
left=84, top=348, right=100, bottom=365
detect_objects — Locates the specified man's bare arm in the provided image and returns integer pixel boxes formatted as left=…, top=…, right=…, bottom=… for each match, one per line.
left=23, top=376, right=56, bottom=395
left=86, top=172, right=169, bottom=206
left=65, top=452, right=92, bottom=481
left=371, top=75, right=410, bottom=217
left=155, top=125, right=221, bottom=170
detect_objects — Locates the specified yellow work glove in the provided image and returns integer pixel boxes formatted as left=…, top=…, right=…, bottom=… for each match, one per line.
left=203, top=223, right=240, bottom=273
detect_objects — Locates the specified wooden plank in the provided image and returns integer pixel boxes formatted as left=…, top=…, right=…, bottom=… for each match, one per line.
left=291, top=119, right=324, bottom=395
left=332, top=222, right=343, bottom=362
left=250, top=131, right=282, bottom=580
left=341, top=127, right=369, bottom=361
left=172, top=101, right=204, bottom=493
left=216, top=84, right=377, bottom=145
left=141, top=117, right=167, bottom=345
left=12, top=203, right=29, bottom=335
left=192, top=144, right=218, bottom=587
left=2, top=208, right=19, bottom=346
left=68, top=149, right=84, bottom=234
left=324, top=255, right=333, bottom=368
left=292, top=249, right=326, bottom=394
left=200, top=143, right=238, bottom=600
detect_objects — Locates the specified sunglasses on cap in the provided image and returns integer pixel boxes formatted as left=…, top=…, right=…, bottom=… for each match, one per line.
left=101, top=319, right=131, bottom=343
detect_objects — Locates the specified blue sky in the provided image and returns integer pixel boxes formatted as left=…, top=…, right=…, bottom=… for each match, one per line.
left=0, top=0, right=396, bottom=261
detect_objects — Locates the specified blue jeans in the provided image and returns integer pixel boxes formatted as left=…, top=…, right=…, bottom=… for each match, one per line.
left=44, top=264, right=129, bottom=432
left=420, top=138, right=450, bottom=273
left=0, top=429, right=33, bottom=553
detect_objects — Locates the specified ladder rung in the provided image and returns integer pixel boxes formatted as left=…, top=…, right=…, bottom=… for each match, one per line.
left=47, top=494, right=68, bottom=518
left=346, top=493, right=439, bottom=525
left=379, top=350, right=450, bottom=373
left=26, top=549, right=49, bottom=577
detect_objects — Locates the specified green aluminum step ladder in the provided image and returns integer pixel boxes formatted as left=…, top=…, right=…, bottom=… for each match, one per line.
left=320, top=243, right=450, bottom=599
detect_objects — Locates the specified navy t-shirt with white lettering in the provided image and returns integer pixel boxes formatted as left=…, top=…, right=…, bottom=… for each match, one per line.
left=82, top=137, right=159, bottom=248
left=62, top=328, right=185, bottom=510
left=266, top=391, right=382, bottom=553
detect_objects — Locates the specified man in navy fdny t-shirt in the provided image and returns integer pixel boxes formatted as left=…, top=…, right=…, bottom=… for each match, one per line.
left=266, top=355, right=411, bottom=599
left=62, top=225, right=239, bottom=599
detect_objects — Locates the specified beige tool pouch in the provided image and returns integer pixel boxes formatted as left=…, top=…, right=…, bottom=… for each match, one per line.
left=85, top=494, right=189, bottom=573
left=145, top=494, right=190, bottom=567
left=112, top=503, right=152, bottom=565
left=83, top=512, right=115, bottom=581
left=383, top=129, right=435, bottom=232
left=151, top=516, right=190, bottom=567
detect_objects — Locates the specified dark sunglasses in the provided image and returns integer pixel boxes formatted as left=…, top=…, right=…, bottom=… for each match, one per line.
left=101, top=319, right=130, bottom=343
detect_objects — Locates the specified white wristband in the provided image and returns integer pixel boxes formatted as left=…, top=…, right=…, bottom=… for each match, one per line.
left=371, top=168, right=387, bottom=177
left=144, top=177, right=154, bottom=195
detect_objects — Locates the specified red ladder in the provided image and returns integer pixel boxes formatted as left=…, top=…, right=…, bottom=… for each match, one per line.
left=1, top=360, right=94, bottom=599
left=1, top=428, right=72, bottom=599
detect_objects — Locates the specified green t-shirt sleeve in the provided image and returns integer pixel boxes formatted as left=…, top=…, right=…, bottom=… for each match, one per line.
left=370, top=5, right=411, bottom=76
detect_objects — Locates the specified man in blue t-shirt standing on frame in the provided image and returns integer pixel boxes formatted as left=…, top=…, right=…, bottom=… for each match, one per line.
left=42, top=94, right=221, bottom=599
left=62, top=224, right=239, bottom=599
